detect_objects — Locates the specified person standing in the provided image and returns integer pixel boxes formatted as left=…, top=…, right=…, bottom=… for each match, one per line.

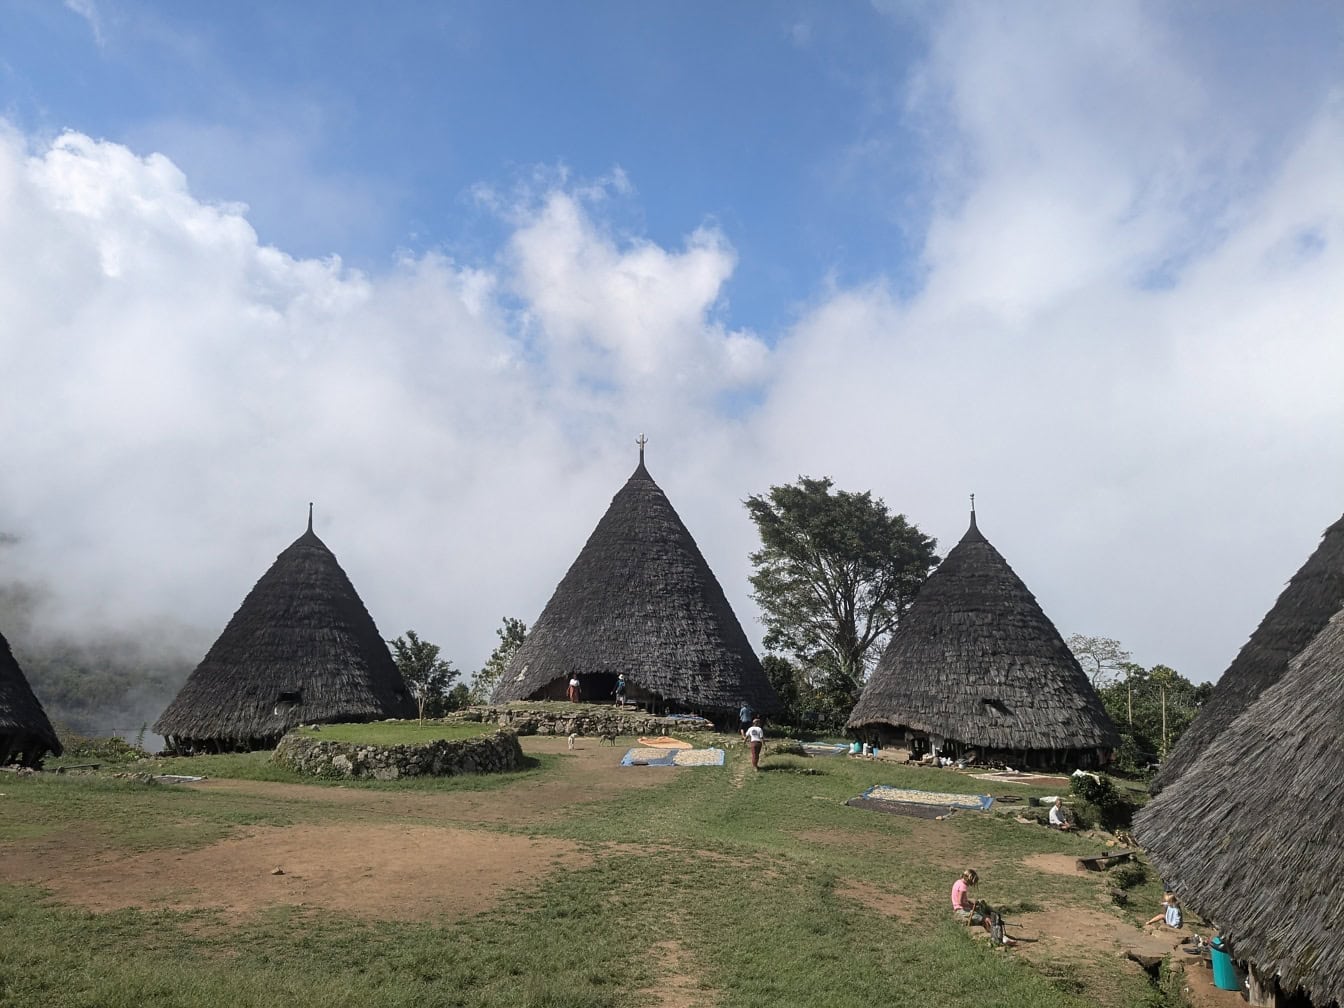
left=738, top=703, right=753, bottom=737
left=746, top=717, right=765, bottom=770
left=567, top=675, right=580, bottom=703
left=613, top=674, right=627, bottom=707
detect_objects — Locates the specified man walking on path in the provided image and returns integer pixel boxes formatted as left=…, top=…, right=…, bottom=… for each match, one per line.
left=738, top=703, right=753, bottom=737
left=746, top=718, right=765, bottom=770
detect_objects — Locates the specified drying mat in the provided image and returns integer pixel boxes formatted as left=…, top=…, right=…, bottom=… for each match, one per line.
left=860, top=784, right=993, bottom=811
left=671, top=748, right=724, bottom=767
left=801, top=743, right=849, bottom=756
left=637, top=736, right=693, bottom=749
left=621, top=747, right=679, bottom=766
left=846, top=797, right=957, bottom=819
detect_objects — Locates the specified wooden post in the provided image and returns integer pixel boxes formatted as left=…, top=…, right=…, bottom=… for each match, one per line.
left=1161, top=684, right=1167, bottom=756
left=1246, top=962, right=1277, bottom=1007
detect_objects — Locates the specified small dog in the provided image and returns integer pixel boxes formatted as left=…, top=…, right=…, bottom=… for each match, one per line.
left=598, top=731, right=618, bottom=747
left=567, top=732, right=579, bottom=750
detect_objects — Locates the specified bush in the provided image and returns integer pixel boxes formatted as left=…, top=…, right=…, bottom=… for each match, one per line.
left=58, top=733, right=148, bottom=764
left=1069, top=773, right=1138, bottom=831
left=1109, top=861, right=1148, bottom=890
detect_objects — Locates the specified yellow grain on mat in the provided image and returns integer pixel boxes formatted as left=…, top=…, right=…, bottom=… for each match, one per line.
left=671, top=749, right=724, bottom=766
left=637, top=736, right=692, bottom=749
left=626, top=748, right=672, bottom=762
left=866, top=785, right=978, bottom=805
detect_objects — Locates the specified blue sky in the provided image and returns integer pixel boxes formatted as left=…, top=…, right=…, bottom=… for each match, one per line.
left=1, top=1, right=1342, bottom=717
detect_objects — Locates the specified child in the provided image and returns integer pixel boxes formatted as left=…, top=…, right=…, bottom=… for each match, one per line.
left=951, top=869, right=1015, bottom=946
left=1146, top=892, right=1182, bottom=928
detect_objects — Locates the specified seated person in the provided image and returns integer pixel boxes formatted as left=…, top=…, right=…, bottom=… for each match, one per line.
left=1146, top=892, right=1183, bottom=928
left=951, top=869, right=1015, bottom=946
left=1048, top=797, right=1074, bottom=830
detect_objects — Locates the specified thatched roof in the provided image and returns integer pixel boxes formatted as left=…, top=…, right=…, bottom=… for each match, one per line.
left=847, top=512, right=1119, bottom=756
left=0, top=629, right=63, bottom=765
left=1133, top=605, right=1344, bottom=1007
left=154, top=515, right=415, bottom=750
left=1151, top=511, right=1344, bottom=793
left=492, top=456, right=779, bottom=715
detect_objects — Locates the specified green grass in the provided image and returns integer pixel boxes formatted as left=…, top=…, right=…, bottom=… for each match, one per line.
left=292, top=721, right=495, bottom=744
left=0, top=743, right=1180, bottom=1007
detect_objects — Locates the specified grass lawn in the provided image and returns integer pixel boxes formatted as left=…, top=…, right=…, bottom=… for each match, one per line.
left=0, top=735, right=1182, bottom=1008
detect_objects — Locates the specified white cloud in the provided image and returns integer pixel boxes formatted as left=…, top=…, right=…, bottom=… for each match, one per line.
left=1, top=3, right=1341, bottom=714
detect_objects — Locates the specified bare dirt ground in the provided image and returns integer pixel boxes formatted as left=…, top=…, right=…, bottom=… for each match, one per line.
left=1, top=736, right=667, bottom=921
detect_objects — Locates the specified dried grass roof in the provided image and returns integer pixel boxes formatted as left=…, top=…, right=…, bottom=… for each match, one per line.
left=492, top=459, right=780, bottom=714
left=1133, top=605, right=1344, bottom=1007
left=0, top=628, right=62, bottom=759
left=1152, top=511, right=1344, bottom=793
left=847, top=513, right=1119, bottom=753
left=153, top=520, right=415, bottom=747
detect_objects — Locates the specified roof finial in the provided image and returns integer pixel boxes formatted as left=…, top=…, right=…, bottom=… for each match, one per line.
left=969, top=492, right=977, bottom=530
left=307, top=502, right=314, bottom=533
left=637, top=432, right=647, bottom=465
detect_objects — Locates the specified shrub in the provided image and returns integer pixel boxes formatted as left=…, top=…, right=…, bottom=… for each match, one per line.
left=1109, top=861, right=1148, bottom=890
left=1069, top=773, right=1138, bottom=831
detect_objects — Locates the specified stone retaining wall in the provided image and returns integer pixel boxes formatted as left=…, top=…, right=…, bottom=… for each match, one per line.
left=454, top=705, right=715, bottom=739
left=274, top=728, right=524, bottom=781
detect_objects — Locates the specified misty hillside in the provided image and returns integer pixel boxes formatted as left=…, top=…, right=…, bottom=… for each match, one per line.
left=0, top=582, right=195, bottom=742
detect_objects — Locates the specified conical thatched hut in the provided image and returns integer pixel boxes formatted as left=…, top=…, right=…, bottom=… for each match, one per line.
left=1134, top=605, right=1344, bottom=1008
left=0, top=629, right=63, bottom=767
left=847, top=511, right=1119, bottom=768
left=1151, top=511, right=1344, bottom=793
left=154, top=512, right=415, bottom=753
left=492, top=448, right=779, bottom=720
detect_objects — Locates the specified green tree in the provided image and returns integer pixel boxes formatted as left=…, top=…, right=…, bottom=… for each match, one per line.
left=1096, top=661, right=1212, bottom=774
left=470, top=617, right=528, bottom=704
left=745, top=477, right=938, bottom=712
left=389, top=630, right=458, bottom=722
left=1066, top=634, right=1132, bottom=687
left=761, top=654, right=803, bottom=726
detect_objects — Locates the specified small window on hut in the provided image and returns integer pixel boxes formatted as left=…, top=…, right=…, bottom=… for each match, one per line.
left=274, top=690, right=302, bottom=714
left=981, top=697, right=1011, bottom=716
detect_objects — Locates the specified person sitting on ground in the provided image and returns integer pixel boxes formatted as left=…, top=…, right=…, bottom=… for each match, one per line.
left=1146, top=892, right=1182, bottom=929
left=951, top=869, right=1015, bottom=946
left=1048, top=797, right=1074, bottom=830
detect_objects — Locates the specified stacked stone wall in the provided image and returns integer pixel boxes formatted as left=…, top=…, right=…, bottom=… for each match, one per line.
left=454, top=705, right=714, bottom=739
left=274, top=728, right=523, bottom=781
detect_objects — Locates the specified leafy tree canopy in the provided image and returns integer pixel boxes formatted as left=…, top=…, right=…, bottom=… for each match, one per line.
left=1093, top=657, right=1213, bottom=774
left=745, top=476, right=938, bottom=710
left=1066, top=634, right=1132, bottom=686
left=389, top=630, right=458, bottom=722
left=470, top=617, right=528, bottom=704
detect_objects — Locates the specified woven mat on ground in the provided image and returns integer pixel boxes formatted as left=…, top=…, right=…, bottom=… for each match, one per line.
left=845, top=797, right=957, bottom=819
left=621, top=747, right=679, bottom=766
left=671, top=748, right=724, bottom=767
left=637, top=736, right=692, bottom=749
left=801, top=743, right=849, bottom=756
left=860, top=784, right=993, bottom=811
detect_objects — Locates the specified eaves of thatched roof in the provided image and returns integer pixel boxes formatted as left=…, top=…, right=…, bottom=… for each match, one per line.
left=1134, top=605, right=1344, bottom=1008
left=0, top=629, right=63, bottom=762
left=154, top=516, right=415, bottom=748
left=1152, top=511, right=1344, bottom=793
left=847, top=512, right=1119, bottom=753
left=493, top=457, right=780, bottom=715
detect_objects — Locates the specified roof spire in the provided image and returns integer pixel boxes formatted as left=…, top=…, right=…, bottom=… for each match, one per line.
left=637, top=432, right=647, bottom=465
left=969, top=492, right=977, bottom=531
left=307, top=502, right=314, bottom=533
